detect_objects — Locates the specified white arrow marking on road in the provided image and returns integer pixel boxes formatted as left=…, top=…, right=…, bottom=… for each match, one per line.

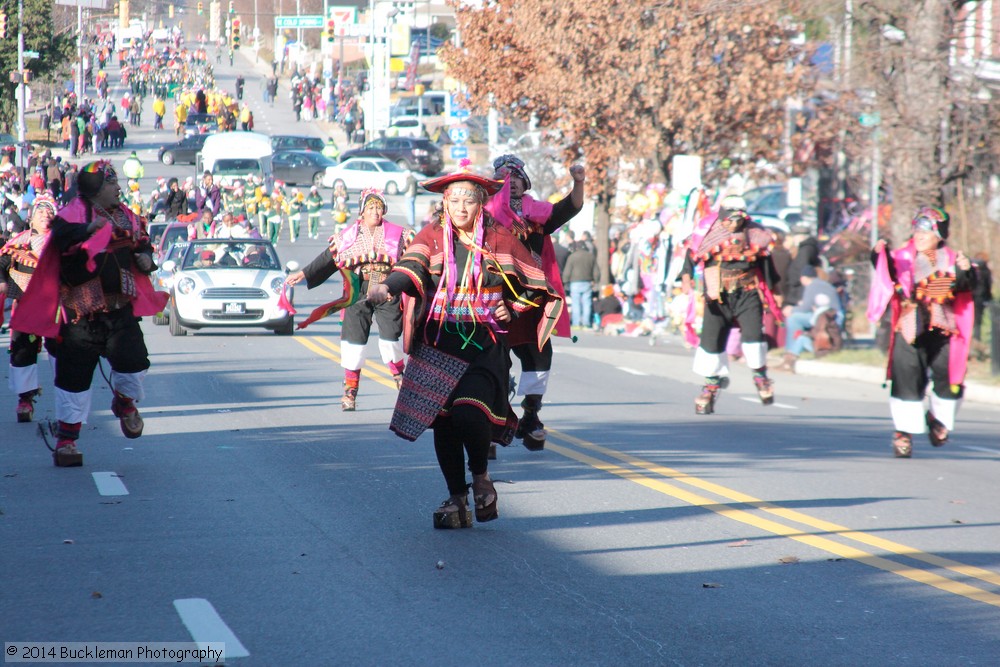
left=616, top=367, right=648, bottom=376
left=738, top=397, right=799, bottom=410
left=173, top=598, right=250, bottom=658
left=91, top=471, right=129, bottom=496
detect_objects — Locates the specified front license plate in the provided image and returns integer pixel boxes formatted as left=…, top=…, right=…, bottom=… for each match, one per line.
left=224, top=302, right=246, bottom=314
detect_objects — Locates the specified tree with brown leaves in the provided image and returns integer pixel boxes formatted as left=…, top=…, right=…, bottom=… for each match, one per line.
left=442, top=0, right=808, bottom=280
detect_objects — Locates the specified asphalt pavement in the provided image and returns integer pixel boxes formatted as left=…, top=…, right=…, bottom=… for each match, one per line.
left=3, top=50, right=1000, bottom=667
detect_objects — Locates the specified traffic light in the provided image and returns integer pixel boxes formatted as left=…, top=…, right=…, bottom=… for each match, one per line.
left=0, top=13, right=7, bottom=39
left=168, top=4, right=174, bottom=18
left=113, top=2, right=118, bottom=15
left=326, top=18, right=335, bottom=42
left=197, top=1, right=203, bottom=15
left=119, top=0, right=130, bottom=28
left=228, top=1, right=234, bottom=13
left=231, top=18, right=240, bottom=49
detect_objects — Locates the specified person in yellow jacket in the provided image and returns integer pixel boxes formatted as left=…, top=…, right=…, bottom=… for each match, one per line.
left=174, top=103, right=188, bottom=137
left=239, top=103, right=252, bottom=131
left=152, top=95, right=166, bottom=130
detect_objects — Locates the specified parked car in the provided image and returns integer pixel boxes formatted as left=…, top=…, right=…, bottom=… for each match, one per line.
left=272, top=150, right=338, bottom=188
left=158, top=134, right=209, bottom=166
left=153, top=220, right=194, bottom=264
left=387, top=118, right=425, bottom=139
left=271, top=135, right=326, bottom=152
left=321, top=157, right=411, bottom=195
left=339, top=137, right=443, bottom=176
left=163, top=239, right=298, bottom=336
left=183, top=113, right=219, bottom=137
left=743, top=184, right=801, bottom=220
left=151, top=241, right=189, bottom=325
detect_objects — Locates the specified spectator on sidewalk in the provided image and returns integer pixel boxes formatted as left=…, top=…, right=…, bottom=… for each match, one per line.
left=778, top=265, right=843, bottom=372
left=971, top=252, right=993, bottom=342
left=562, top=240, right=600, bottom=329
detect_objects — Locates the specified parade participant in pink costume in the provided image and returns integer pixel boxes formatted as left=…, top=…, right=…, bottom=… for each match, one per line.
left=868, top=206, right=975, bottom=458
left=0, top=193, right=58, bottom=422
left=12, top=161, right=168, bottom=467
left=680, top=195, right=782, bottom=414
left=485, top=155, right=585, bottom=451
left=286, top=188, right=414, bottom=410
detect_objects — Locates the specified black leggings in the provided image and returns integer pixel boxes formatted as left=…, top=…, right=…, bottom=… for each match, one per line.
left=433, top=375, right=494, bottom=496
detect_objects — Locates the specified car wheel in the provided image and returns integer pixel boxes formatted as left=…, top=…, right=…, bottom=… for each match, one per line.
left=385, top=181, right=399, bottom=196
left=169, top=302, right=187, bottom=336
left=161, top=151, right=175, bottom=166
left=312, top=172, right=324, bottom=188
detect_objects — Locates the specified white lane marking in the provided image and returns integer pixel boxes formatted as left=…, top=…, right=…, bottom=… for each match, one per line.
left=616, top=367, right=648, bottom=376
left=961, top=445, right=1000, bottom=455
left=92, top=472, right=129, bottom=496
left=738, top=397, right=799, bottom=410
left=173, top=598, right=250, bottom=658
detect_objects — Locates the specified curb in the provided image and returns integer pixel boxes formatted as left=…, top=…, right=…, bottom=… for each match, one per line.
left=795, top=359, right=1000, bottom=407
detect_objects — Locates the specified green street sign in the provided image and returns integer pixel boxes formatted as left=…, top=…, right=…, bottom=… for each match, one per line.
left=275, top=15, right=323, bottom=29
left=859, top=112, right=881, bottom=128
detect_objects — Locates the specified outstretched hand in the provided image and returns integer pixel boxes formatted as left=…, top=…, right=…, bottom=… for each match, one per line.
left=956, top=251, right=971, bottom=272
left=873, top=239, right=889, bottom=254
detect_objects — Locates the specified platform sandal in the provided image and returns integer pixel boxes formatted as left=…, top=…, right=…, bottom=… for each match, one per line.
left=433, top=493, right=472, bottom=529
left=472, top=474, right=498, bottom=523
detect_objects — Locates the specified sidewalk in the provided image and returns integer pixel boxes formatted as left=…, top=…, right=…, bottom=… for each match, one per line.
left=238, top=50, right=351, bottom=150
left=795, top=358, right=1000, bottom=406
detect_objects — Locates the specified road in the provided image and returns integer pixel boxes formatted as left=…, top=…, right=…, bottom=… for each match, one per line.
left=2, top=50, right=1000, bottom=667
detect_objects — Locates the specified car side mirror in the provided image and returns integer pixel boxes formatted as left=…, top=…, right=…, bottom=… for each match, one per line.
left=162, top=260, right=177, bottom=272
left=285, top=260, right=300, bottom=273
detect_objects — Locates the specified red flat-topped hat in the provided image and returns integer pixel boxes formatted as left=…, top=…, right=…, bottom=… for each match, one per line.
left=420, top=159, right=504, bottom=196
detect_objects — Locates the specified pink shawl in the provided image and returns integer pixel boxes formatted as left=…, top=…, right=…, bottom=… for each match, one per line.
left=10, top=199, right=169, bottom=338
left=867, top=241, right=973, bottom=386
left=485, top=177, right=570, bottom=338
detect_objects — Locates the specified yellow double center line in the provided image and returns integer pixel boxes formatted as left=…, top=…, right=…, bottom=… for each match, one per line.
left=547, top=429, right=1000, bottom=609
left=292, top=335, right=1000, bottom=608
left=293, top=336, right=399, bottom=389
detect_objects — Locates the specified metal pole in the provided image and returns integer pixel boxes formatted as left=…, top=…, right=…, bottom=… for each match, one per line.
left=870, top=126, right=880, bottom=338
left=295, top=0, right=301, bottom=46
left=77, top=4, right=85, bottom=104
left=15, top=0, right=25, bottom=176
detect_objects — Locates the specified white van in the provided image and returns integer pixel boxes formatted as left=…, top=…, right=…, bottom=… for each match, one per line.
left=197, top=132, right=273, bottom=190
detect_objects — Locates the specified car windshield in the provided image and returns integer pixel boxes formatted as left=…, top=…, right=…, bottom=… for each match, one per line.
left=215, top=159, right=261, bottom=174
left=182, top=241, right=280, bottom=270
left=158, top=224, right=189, bottom=252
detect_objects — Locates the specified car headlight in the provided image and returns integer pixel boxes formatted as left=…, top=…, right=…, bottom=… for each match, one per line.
left=177, top=277, right=196, bottom=295
left=270, top=277, right=286, bottom=295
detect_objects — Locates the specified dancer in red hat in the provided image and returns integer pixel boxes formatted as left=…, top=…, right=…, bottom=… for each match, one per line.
left=368, top=164, right=563, bottom=528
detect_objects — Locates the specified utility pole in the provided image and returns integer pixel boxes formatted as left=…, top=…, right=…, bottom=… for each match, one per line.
left=16, top=0, right=26, bottom=176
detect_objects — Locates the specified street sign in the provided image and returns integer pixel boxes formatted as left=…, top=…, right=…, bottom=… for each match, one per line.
left=447, top=127, right=468, bottom=144
left=859, top=112, right=881, bottom=128
left=450, top=146, right=468, bottom=160
left=23, top=50, right=39, bottom=59
left=275, top=15, right=323, bottom=29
